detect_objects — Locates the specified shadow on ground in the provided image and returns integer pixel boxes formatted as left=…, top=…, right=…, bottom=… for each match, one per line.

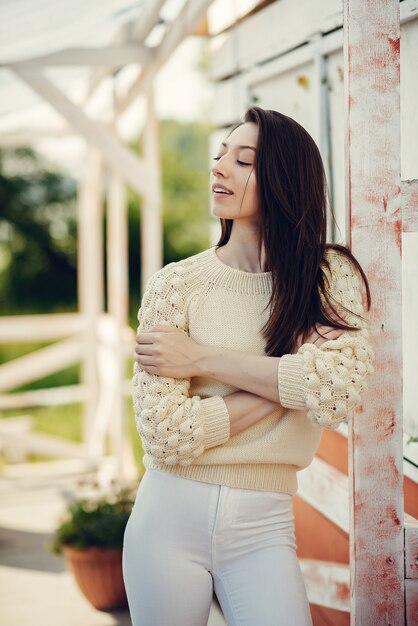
left=0, top=526, right=66, bottom=573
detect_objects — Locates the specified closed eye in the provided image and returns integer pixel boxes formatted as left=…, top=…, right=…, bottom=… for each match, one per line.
left=212, top=157, right=252, bottom=166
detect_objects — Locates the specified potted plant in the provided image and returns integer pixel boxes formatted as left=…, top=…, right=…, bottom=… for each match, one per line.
left=51, top=489, right=135, bottom=611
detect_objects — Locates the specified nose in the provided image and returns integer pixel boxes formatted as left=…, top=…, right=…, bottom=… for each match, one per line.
left=211, top=153, right=231, bottom=178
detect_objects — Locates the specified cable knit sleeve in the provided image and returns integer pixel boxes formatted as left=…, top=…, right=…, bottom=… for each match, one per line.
left=277, top=251, right=375, bottom=429
left=132, top=263, right=230, bottom=467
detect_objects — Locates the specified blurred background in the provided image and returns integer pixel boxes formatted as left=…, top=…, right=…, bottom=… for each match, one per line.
left=0, top=1, right=417, bottom=625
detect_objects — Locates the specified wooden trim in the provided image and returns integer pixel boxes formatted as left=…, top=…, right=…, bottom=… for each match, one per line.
left=0, top=337, right=82, bottom=392
left=402, top=179, right=418, bottom=233
left=0, top=313, right=83, bottom=342
left=297, top=456, right=349, bottom=534
left=405, top=518, right=418, bottom=580
left=5, top=45, right=155, bottom=68
left=300, top=558, right=350, bottom=613
left=405, top=579, right=418, bottom=625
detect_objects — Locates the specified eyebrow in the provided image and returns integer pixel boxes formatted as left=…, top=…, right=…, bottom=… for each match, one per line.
left=221, top=142, right=256, bottom=151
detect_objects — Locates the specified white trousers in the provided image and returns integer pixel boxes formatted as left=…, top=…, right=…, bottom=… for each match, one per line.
left=122, top=468, right=313, bottom=626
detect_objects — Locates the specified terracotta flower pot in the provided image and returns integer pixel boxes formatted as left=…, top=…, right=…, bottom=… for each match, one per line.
left=63, top=545, right=128, bottom=611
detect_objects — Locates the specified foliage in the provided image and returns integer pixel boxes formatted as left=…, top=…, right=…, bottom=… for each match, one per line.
left=51, top=489, right=135, bottom=554
left=0, top=148, right=78, bottom=313
left=127, top=119, right=212, bottom=324
left=0, top=120, right=212, bottom=325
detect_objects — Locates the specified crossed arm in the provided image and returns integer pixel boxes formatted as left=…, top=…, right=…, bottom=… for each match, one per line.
left=132, top=256, right=374, bottom=466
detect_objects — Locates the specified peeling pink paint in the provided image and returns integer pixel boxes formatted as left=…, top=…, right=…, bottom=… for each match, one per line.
left=334, top=581, right=351, bottom=603
left=393, top=219, right=402, bottom=251
left=388, top=36, right=400, bottom=57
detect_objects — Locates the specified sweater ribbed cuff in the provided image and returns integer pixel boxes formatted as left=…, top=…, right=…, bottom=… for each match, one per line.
left=201, top=396, right=230, bottom=449
left=278, top=354, right=306, bottom=410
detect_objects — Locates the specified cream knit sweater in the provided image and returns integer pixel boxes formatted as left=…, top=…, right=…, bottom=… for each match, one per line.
left=132, top=246, right=374, bottom=495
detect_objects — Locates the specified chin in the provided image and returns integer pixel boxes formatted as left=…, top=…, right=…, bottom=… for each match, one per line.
left=211, top=204, right=235, bottom=219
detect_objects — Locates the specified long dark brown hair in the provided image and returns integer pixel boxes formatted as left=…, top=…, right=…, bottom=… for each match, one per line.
left=216, top=107, right=371, bottom=357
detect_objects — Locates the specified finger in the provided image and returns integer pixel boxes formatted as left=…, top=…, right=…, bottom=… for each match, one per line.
left=134, top=344, right=154, bottom=356
left=150, top=325, right=177, bottom=333
left=135, top=355, right=158, bottom=366
left=136, top=331, right=157, bottom=344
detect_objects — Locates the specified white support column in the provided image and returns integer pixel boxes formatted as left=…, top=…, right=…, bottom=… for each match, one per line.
left=106, top=170, right=137, bottom=483
left=141, top=78, right=163, bottom=291
left=343, top=1, right=404, bottom=623
left=77, top=149, right=104, bottom=451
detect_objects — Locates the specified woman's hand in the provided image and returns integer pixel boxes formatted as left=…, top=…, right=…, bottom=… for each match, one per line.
left=134, top=310, right=347, bottom=378
left=134, top=325, right=206, bottom=378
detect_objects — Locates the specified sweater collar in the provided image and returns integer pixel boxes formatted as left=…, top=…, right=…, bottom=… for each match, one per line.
left=196, top=247, right=272, bottom=295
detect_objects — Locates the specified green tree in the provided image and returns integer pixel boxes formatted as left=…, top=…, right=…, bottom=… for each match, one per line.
left=0, top=120, right=213, bottom=323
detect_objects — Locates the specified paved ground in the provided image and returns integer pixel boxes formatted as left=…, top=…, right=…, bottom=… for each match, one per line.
left=0, top=462, right=226, bottom=626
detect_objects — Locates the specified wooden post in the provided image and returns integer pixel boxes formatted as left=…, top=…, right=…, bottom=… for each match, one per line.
left=141, top=78, right=163, bottom=292
left=343, top=0, right=404, bottom=623
left=77, top=149, right=104, bottom=451
left=106, top=169, right=137, bottom=482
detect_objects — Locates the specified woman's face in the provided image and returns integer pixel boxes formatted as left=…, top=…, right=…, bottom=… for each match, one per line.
left=210, top=122, right=259, bottom=222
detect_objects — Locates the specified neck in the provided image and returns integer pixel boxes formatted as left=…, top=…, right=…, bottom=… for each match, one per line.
left=218, top=221, right=266, bottom=273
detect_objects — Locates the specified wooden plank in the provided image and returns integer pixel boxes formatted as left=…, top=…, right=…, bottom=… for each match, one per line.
left=0, top=385, right=87, bottom=410
left=0, top=128, right=70, bottom=146
left=141, top=80, right=163, bottom=289
left=300, top=558, right=350, bottom=612
left=209, top=0, right=342, bottom=81
left=0, top=337, right=82, bottom=392
left=0, top=313, right=83, bottom=342
left=406, top=579, right=418, bottom=626
left=210, top=0, right=418, bottom=83
left=405, top=518, right=418, bottom=580
left=297, top=456, right=349, bottom=533
left=211, top=75, right=248, bottom=128
left=77, top=149, right=103, bottom=450
left=0, top=415, right=32, bottom=436
left=344, top=1, right=404, bottom=623
left=11, top=67, right=149, bottom=197
left=106, top=167, right=137, bottom=481
left=0, top=429, right=86, bottom=461
left=402, top=179, right=418, bottom=233
left=116, top=0, right=214, bottom=116
left=207, top=0, right=264, bottom=35
left=85, top=0, right=166, bottom=107
left=6, top=45, right=155, bottom=68
left=1, top=457, right=99, bottom=479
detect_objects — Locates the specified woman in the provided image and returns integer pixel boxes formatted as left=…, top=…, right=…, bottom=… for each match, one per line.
left=122, top=107, right=374, bottom=626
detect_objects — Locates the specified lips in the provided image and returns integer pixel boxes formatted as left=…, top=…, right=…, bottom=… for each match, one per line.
left=212, top=183, right=234, bottom=195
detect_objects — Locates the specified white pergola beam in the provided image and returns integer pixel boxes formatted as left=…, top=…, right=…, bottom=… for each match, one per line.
left=12, top=66, right=149, bottom=196
left=131, top=0, right=167, bottom=42
left=4, top=45, right=155, bottom=69
left=156, top=0, right=213, bottom=64
left=84, top=0, right=166, bottom=106
left=0, top=128, right=71, bottom=146
left=116, top=0, right=214, bottom=116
